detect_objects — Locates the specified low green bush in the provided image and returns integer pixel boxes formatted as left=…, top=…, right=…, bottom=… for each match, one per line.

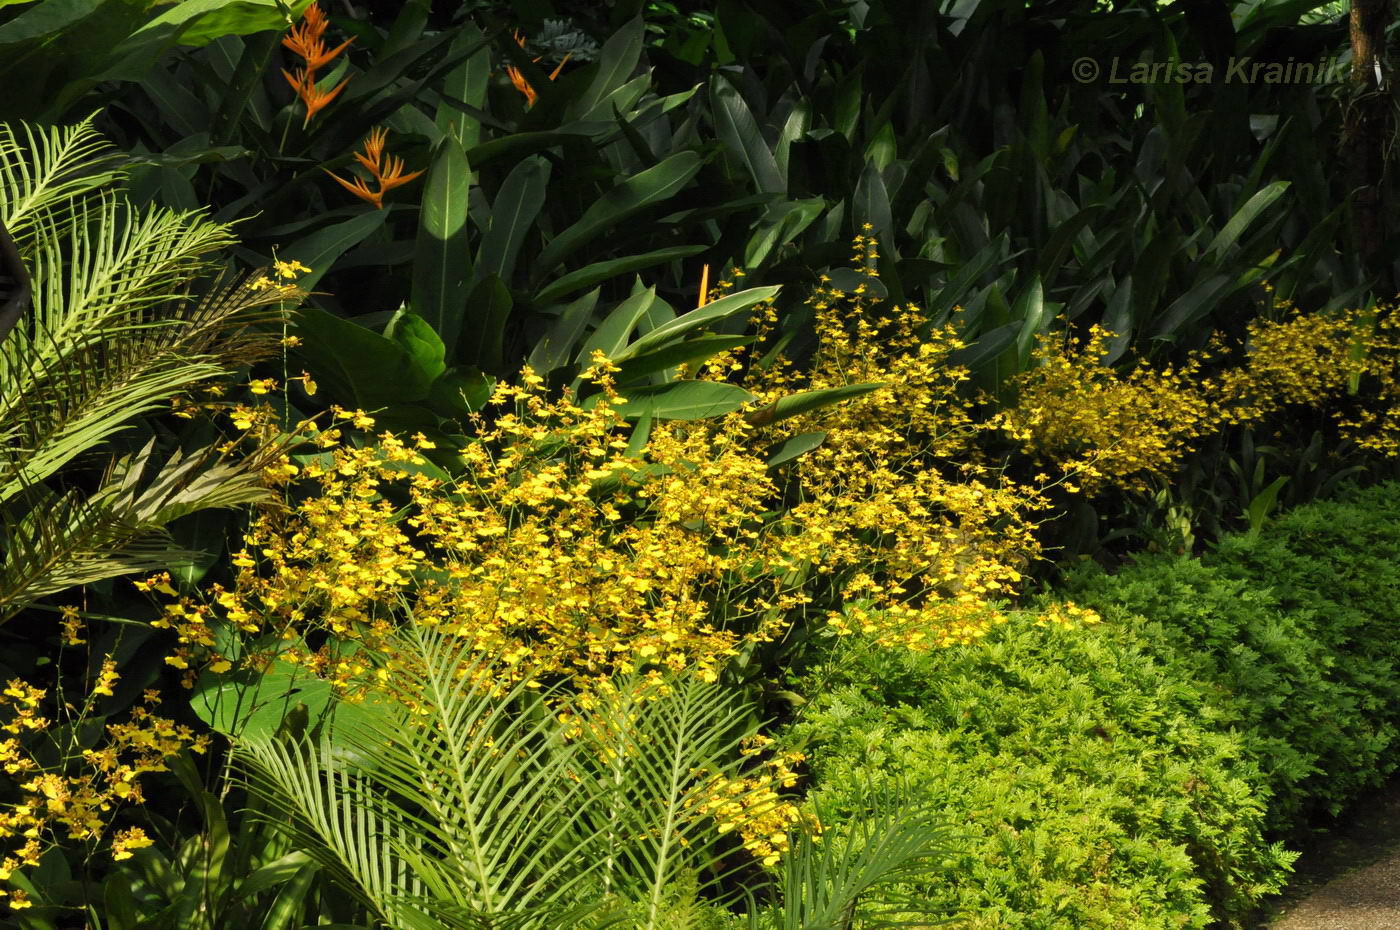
left=1062, top=478, right=1400, bottom=834
left=789, top=621, right=1292, bottom=929
left=788, top=479, right=1400, bottom=929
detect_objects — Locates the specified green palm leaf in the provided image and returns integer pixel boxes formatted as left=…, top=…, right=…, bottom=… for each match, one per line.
left=232, top=624, right=778, bottom=930
left=0, top=115, right=297, bottom=620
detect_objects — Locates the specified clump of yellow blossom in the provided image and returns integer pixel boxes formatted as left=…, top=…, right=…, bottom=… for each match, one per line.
left=988, top=296, right=1400, bottom=495
left=700, top=226, right=1053, bottom=647
left=688, top=734, right=813, bottom=867
left=986, top=323, right=1221, bottom=494
left=0, top=679, right=206, bottom=906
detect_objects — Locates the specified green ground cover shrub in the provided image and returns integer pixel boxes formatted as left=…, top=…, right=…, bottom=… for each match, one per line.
left=789, top=478, right=1400, bottom=929
left=1061, top=478, right=1400, bottom=835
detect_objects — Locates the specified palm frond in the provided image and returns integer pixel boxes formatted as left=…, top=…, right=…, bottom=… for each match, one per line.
left=232, top=624, right=783, bottom=930
left=576, top=674, right=764, bottom=921
left=767, top=781, right=959, bottom=930
left=0, top=115, right=124, bottom=246
left=0, top=438, right=278, bottom=619
left=0, top=263, right=288, bottom=502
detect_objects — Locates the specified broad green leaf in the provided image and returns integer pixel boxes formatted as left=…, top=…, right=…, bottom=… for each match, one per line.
left=0, top=0, right=110, bottom=44
left=928, top=234, right=1014, bottom=325
left=1101, top=275, right=1135, bottom=365
left=427, top=366, right=492, bottom=418
left=1150, top=272, right=1234, bottom=341
left=465, top=131, right=590, bottom=170
left=527, top=287, right=601, bottom=374
left=865, top=120, right=897, bottom=173
left=745, top=382, right=884, bottom=427
left=191, top=662, right=333, bottom=740
left=833, top=65, right=863, bottom=141
left=279, top=210, right=388, bottom=294
left=435, top=21, right=490, bottom=148
left=103, top=875, right=140, bottom=930
left=569, top=72, right=651, bottom=126
left=613, top=284, right=781, bottom=361
left=132, top=0, right=314, bottom=47
left=774, top=97, right=810, bottom=179
left=743, top=198, right=825, bottom=269
left=412, top=134, right=472, bottom=349
left=1206, top=180, right=1290, bottom=260
left=572, top=14, right=644, bottom=119
left=385, top=308, right=447, bottom=383
left=764, top=431, right=826, bottom=468
left=825, top=267, right=888, bottom=300
left=575, top=284, right=657, bottom=365
left=853, top=157, right=894, bottom=252
left=534, top=151, right=703, bottom=273
left=1013, top=275, right=1048, bottom=371
left=478, top=155, right=550, bottom=282
left=534, top=245, right=706, bottom=305
left=947, top=321, right=1018, bottom=372
left=711, top=74, right=784, bottom=194
left=615, top=335, right=754, bottom=384
left=613, top=380, right=755, bottom=420
left=232, top=851, right=316, bottom=902
left=1037, top=206, right=1104, bottom=287
left=292, top=306, right=432, bottom=407
left=1246, top=476, right=1290, bottom=537
left=457, top=273, right=511, bottom=374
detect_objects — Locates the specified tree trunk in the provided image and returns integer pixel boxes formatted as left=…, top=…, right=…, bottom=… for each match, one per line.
left=1343, top=0, right=1393, bottom=301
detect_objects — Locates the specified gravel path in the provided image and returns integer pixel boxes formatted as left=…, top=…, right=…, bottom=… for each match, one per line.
left=1263, top=783, right=1400, bottom=929
left=1268, top=849, right=1400, bottom=929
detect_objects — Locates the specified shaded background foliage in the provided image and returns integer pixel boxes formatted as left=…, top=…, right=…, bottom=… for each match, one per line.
left=4, top=0, right=1400, bottom=926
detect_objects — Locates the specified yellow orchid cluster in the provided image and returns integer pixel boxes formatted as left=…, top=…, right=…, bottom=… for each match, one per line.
left=688, top=734, right=812, bottom=868
left=698, top=228, right=1052, bottom=648
left=987, top=324, right=1221, bottom=494
left=149, top=371, right=807, bottom=694
left=0, top=678, right=207, bottom=904
left=990, top=295, right=1400, bottom=492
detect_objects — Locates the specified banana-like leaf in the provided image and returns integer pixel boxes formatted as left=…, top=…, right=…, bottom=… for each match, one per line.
left=612, top=381, right=756, bottom=421
left=711, top=74, right=785, bottom=195
left=764, top=431, right=827, bottom=468
left=745, top=383, right=884, bottom=428
left=527, top=288, right=600, bottom=375
left=574, top=283, right=657, bottom=366
left=533, top=152, right=703, bottom=275
left=412, top=134, right=473, bottom=349
left=281, top=210, right=388, bottom=295
left=478, top=155, right=550, bottom=284
left=612, top=285, right=781, bottom=362
left=534, top=245, right=706, bottom=306
left=1205, top=180, right=1290, bottom=261
left=614, top=335, right=755, bottom=385
left=435, top=21, right=490, bottom=149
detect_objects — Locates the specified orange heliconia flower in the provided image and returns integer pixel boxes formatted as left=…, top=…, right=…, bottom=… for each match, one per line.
left=281, top=2, right=352, bottom=126
left=503, top=29, right=570, bottom=109
left=325, top=127, right=425, bottom=209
